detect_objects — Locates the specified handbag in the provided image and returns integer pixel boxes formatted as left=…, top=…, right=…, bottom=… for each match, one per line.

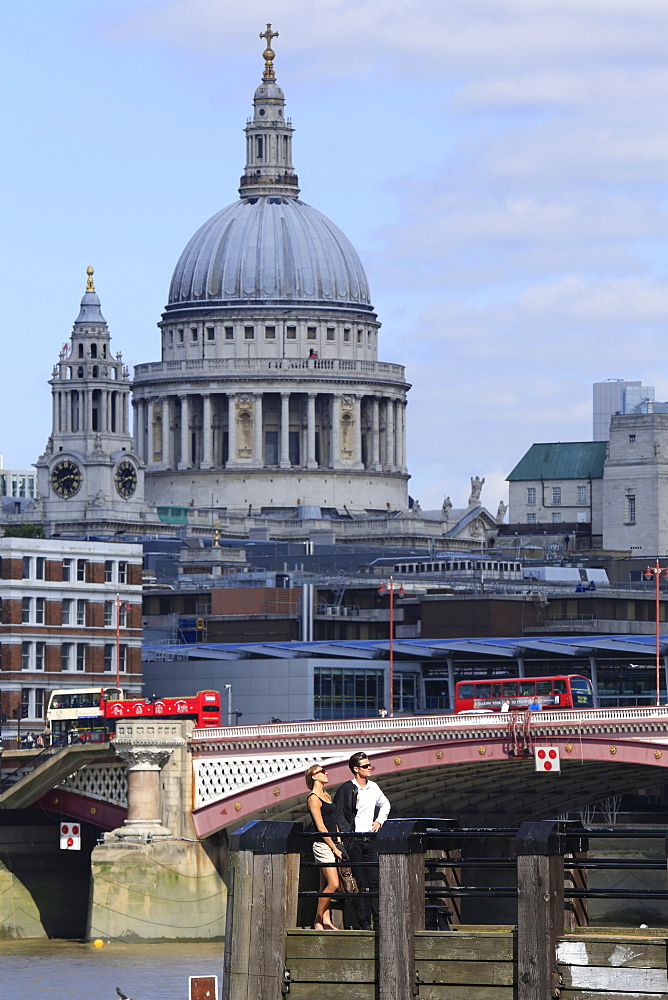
left=339, top=865, right=358, bottom=894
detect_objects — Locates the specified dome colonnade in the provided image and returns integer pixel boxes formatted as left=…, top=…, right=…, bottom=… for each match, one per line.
left=132, top=25, right=410, bottom=513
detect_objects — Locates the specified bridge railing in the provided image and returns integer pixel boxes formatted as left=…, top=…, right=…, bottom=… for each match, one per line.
left=191, top=705, right=668, bottom=743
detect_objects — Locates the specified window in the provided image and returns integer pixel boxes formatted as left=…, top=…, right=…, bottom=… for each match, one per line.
left=326, top=328, right=335, bottom=341
left=118, top=562, right=127, bottom=584
left=552, top=487, right=561, bottom=505
left=35, top=688, right=45, bottom=719
left=313, top=666, right=385, bottom=720
left=104, top=644, right=114, bottom=673
left=119, top=645, right=127, bottom=673
left=343, top=328, right=351, bottom=342
left=357, top=330, right=362, bottom=344
left=629, top=434, right=636, bottom=443
left=527, top=513, right=537, bottom=524
left=577, top=485, right=587, bottom=504
left=627, top=494, right=636, bottom=523
left=104, top=601, right=114, bottom=627
left=191, top=327, right=198, bottom=342
left=21, top=688, right=30, bottom=718
left=207, top=327, right=215, bottom=341
left=35, top=598, right=45, bottom=625
left=225, top=327, right=234, bottom=340
left=104, top=560, right=113, bottom=583
left=552, top=512, right=562, bottom=523
left=527, top=487, right=536, bottom=505
left=62, top=558, right=72, bottom=581
left=76, top=559, right=87, bottom=582
left=61, top=643, right=73, bottom=671
left=307, top=327, right=317, bottom=340
left=178, top=329, right=184, bottom=343
left=244, top=326, right=254, bottom=340
left=22, top=556, right=31, bottom=579
left=35, top=642, right=45, bottom=671
left=76, top=600, right=86, bottom=626
left=22, top=597, right=31, bottom=623
left=36, top=557, right=45, bottom=580
left=286, top=326, right=296, bottom=340
left=21, top=641, right=31, bottom=670
left=62, top=599, right=73, bottom=625
left=119, top=604, right=129, bottom=627
left=264, top=326, right=276, bottom=339
left=76, top=645, right=86, bottom=672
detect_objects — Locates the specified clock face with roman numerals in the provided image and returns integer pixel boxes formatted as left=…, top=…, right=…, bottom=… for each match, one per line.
left=115, top=460, right=137, bottom=498
left=50, top=459, right=82, bottom=499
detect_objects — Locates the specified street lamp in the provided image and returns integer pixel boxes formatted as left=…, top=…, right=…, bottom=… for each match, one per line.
left=644, top=560, right=668, bottom=707
left=224, top=684, right=232, bottom=727
left=378, top=576, right=404, bottom=717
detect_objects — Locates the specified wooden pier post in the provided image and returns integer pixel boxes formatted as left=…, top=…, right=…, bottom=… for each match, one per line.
left=516, top=821, right=565, bottom=1000
left=223, top=820, right=304, bottom=1000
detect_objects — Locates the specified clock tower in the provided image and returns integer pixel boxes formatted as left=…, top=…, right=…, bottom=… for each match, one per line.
left=35, top=268, right=152, bottom=534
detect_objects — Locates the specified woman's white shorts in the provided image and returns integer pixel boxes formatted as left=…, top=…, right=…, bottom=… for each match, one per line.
left=313, top=840, right=336, bottom=864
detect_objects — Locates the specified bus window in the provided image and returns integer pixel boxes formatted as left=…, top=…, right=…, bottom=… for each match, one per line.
left=553, top=679, right=567, bottom=694
left=519, top=681, right=535, bottom=696
left=536, top=681, right=552, bottom=695
left=476, top=683, right=491, bottom=698
left=501, top=681, right=518, bottom=697
left=458, top=684, right=475, bottom=700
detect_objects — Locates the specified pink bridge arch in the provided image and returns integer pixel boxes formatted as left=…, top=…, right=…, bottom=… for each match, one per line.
left=189, top=707, right=668, bottom=837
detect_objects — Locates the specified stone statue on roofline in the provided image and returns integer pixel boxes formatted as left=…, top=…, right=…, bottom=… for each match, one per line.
left=468, top=476, right=485, bottom=506
left=442, top=495, right=452, bottom=521
left=496, top=500, right=508, bottom=522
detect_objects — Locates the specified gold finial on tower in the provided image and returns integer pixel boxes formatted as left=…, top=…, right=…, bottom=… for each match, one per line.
left=213, top=520, right=220, bottom=548
left=259, top=23, right=278, bottom=81
left=86, top=266, right=95, bottom=292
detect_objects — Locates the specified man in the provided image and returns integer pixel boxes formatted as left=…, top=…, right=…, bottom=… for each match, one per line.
left=334, top=750, right=390, bottom=930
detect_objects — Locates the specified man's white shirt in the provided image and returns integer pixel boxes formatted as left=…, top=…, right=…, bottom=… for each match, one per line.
left=352, top=778, right=390, bottom=832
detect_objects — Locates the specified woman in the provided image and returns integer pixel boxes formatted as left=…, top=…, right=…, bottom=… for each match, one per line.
left=305, top=763, right=344, bottom=930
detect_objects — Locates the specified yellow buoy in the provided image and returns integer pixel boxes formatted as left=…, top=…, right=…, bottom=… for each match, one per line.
left=93, top=939, right=104, bottom=948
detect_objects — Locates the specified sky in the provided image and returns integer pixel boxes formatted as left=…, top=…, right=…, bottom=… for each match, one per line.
left=3, top=0, right=668, bottom=512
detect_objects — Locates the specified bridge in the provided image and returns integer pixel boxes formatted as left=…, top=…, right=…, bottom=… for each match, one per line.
left=3, top=707, right=668, bottom=836
left=189, top=706, right=668, bottom=835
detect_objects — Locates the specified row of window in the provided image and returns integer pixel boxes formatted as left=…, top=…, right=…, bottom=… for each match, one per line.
left=20, top=640, right=127, bottom=672
left=525, top=495, right=637, bottom=525
left=20, top=597, right=129, bottom=627
left=20, top=556, right=128, bottom=583
left=527, top=486, right=588, bottom=505
left=165, top=325, right=373, bottom=345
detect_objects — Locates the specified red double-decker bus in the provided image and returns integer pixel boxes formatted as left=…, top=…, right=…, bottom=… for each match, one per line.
left=104, top=691, right=221, bottom=726
left=455, top=674, right=595, bottom=714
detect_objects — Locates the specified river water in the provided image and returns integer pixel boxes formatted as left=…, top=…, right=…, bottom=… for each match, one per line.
left=0, top=940, right=223, bottom=1000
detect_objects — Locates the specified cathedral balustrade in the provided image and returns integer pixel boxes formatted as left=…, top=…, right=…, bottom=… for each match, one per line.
left=133, top=356, right=407, bottom=384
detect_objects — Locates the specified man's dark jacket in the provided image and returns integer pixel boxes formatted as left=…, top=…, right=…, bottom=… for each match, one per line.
left=334, top=779, right=358, bottom=833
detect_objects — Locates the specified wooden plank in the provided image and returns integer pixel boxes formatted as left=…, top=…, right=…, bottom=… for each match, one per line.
left=414, top=986, right=515, bottom=1000
left=287, top=958, right=376, bottom=983
left=557, top=936, right=667, bottom=969
left=517, top=853, right=562, bottom=1000
left=287, top=983, right=375, bottom=1000
left=415, top=932, right=515, bottom=962
left=247, top=852, right=289, bottom=1000
left=416, top=959, right=514, bottom=985
left=378, top=852, right=423, bottom=1000
left=560, top=964, right=668, bottom=992
left=285, top=852, right=301, bottom=930
left=559, top=991, right=666, bottom=1000
left=286, top=930, right=376, bottom=960
left=223, top=849, right=253, bottom=1000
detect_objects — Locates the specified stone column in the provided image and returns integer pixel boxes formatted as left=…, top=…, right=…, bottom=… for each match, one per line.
left=145, top=399, right=154, bottom=464
left=330, top=394, right=341, bottom=468
left=371, top=396, right=381, bottom=470
left=178, top=395, right=190, bottom=470
left=85, top=389, right=93, bottom=434
left=280, top=392, right=291, bottom=468
left=253, top=392, right=263, bottom=467
left=161, top=397, right=171, bottom=468
left=353, top=395, right=363, bottom=468
left=399, top=400, right=406, bottom=471
left=385, top=398, right=395, bottom=470
left=105, top=720, right=186, bottom=841
left=227, top=394, right=237, bottom=467
left=201, top=394, right=213, bottom=469
left=131, top=399, right=139, bottom=454
left=307, top=393, right=317, bottom=468
left=52, top=391, right=59, bottom=436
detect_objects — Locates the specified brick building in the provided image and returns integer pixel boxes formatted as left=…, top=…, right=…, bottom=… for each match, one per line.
left=0, top=537, right=142, bottom=737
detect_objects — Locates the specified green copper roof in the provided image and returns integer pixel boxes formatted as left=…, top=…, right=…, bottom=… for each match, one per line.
left=507, top=441, right=608, bottom=482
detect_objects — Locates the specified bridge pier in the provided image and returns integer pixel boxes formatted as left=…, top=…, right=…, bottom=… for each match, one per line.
left=88, top=720, right=227, bottom=942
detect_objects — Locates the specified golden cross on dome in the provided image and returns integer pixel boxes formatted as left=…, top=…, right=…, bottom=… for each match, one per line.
left=86, top=266, right=95, bottom=292
left=259, top=23, right=278, bottom=81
